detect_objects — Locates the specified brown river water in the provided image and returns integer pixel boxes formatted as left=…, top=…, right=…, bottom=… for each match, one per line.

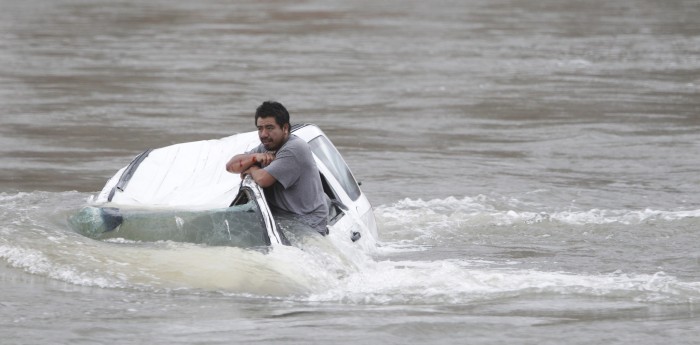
left=1, top=0, right=700, bottom=344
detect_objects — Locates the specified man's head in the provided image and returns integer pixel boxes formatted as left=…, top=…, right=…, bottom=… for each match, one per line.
left=255, top=101, right=290, bottom=151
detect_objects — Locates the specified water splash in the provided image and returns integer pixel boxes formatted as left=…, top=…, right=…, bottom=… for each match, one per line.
left=2, top=191, right=699, bottom=305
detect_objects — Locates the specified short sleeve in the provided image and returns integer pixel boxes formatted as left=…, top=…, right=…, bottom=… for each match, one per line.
left=264, top=144, right=301, bottom=189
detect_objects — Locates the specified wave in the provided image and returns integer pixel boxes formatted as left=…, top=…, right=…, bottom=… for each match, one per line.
left=4, top=240, right=697, bottom=305
left=308, top=259, right=700, bottom=305
left=375, top=196, right=700, bottom=230
left=2, top=191, right=699, bottom=305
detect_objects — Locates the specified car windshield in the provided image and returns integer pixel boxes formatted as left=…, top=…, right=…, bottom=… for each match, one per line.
left=70, top=191, right=271, bottom=247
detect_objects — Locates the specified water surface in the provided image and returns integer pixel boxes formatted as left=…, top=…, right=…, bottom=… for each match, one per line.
left=1, top=0, right=699, bottom=344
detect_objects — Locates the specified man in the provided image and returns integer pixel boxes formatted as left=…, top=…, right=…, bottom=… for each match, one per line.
left=225, top=101, right=329, bottom=234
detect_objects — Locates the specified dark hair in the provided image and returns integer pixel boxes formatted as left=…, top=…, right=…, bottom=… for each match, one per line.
left=255, top=101, right=290, bottom=128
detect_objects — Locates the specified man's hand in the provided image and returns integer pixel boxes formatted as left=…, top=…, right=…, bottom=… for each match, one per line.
left=254, top=152, right=275, bottom=166
left=226, top=152, right=275, bottom=173
left=240, top=165, right=260, bottom=179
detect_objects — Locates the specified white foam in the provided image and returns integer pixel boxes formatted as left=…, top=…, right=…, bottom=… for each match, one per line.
left=375, top=196, right=700, bottom=229
left=309, top=259, right=700, bottom=304
left=3, top=191, right=699, bottom=304
left=0, top=192, right=32, bottom=202
left=0, top=245, right=126, bottom=288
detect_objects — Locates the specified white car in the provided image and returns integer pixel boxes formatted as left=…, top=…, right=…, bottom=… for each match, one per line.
left=70, top=124, right=378, bottom=249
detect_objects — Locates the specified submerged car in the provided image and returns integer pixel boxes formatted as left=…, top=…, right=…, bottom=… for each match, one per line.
left=69, top=124, right=378, bottom=248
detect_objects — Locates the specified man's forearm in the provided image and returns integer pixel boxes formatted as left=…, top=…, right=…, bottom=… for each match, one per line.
left=244, top=165, right=277, bottom=188
left=226, top=154, right=258, bottom=173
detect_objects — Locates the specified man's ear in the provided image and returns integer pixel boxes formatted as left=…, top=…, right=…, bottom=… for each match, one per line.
left=284, top=124, right=290, bottom=134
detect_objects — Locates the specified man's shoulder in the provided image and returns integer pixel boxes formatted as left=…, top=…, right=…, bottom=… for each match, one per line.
left=287, top=134, right=304, bottom=145
left=277, top=135, right=314, bottom=163
left=281, top=135, right=309, bottom=151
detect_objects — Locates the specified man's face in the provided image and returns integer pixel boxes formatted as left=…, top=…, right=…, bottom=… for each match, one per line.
left=256, top=116, right=288, bottom=151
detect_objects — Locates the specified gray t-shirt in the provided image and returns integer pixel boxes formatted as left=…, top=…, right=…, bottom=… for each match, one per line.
left=248, top=134, right=329, bottom=232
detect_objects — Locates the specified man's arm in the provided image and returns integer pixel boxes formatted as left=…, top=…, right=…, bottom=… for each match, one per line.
left=241, top=165, right=277, bottom=188
left=225, top=153, right=274, bottom=173
left=225, top=152, right=277, bottom=187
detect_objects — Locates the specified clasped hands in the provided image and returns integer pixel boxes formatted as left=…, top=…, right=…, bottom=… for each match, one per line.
left=239, top=152, right=275, bottom=178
